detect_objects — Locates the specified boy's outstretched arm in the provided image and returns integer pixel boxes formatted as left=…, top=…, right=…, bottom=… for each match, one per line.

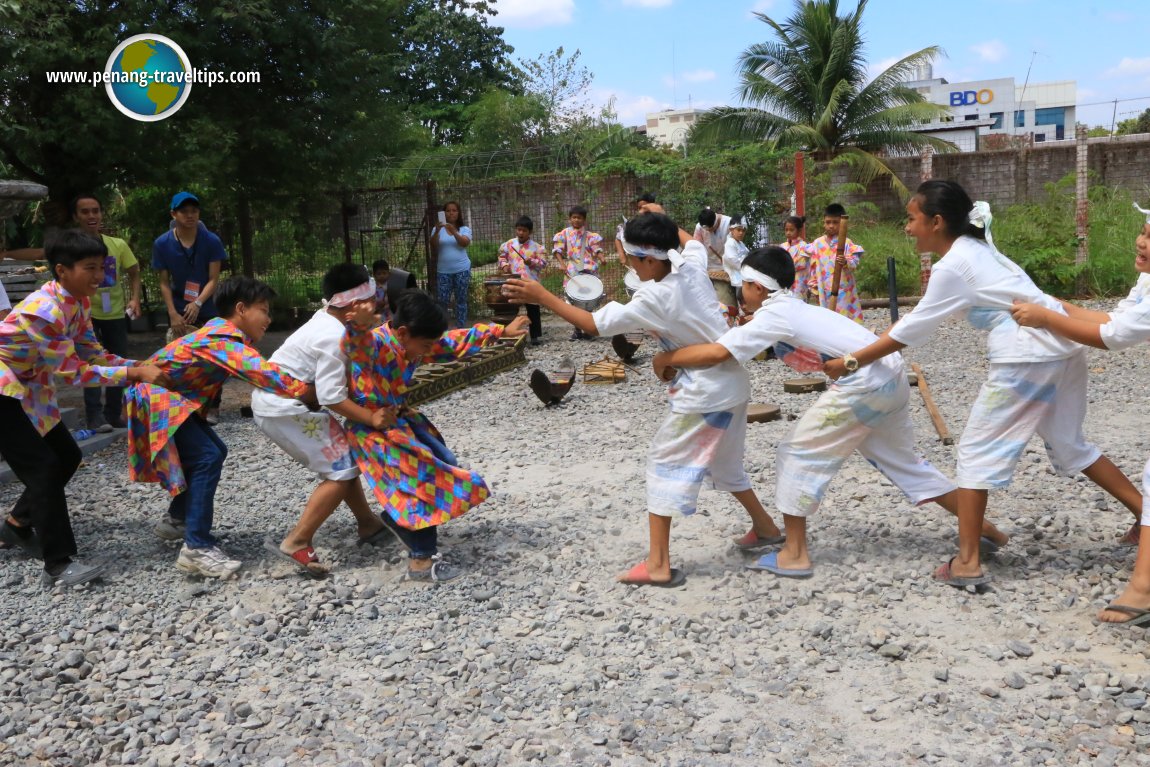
left=824, top=332, right=906, bottom=379
left=504, top=278, right=599, bottom=335
left=1059, top=299, right=1110, bottom=323
left=1010, top=301, right=1106, bottom=348
left=652, top=344, right=731, bottom=383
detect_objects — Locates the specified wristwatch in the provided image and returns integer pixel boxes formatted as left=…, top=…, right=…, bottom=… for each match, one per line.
left=842, top=353, right=859, bottom=373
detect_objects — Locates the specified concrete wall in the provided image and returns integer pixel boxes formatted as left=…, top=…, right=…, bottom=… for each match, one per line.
left=842, top=139, right=1150, bottom=218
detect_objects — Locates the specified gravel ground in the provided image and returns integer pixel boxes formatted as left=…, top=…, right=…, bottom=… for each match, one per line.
left=3, top=307, right=1150, bottom=767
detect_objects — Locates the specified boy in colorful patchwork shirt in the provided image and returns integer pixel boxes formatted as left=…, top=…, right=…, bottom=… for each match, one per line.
left=803, top=203, right=864, bottom=323
left=0, top=230, right=167, bottom=587
left=252, top=264, right=395, bottom=576
left=341, top=290, right=529, bottom=582
left=506, top=206, right=784, bottom=587
left=654, top=245, right=1007, bottom=579
left=498, top=215, right=548, bottom=344
left=127, top=276, right=316, bottom=578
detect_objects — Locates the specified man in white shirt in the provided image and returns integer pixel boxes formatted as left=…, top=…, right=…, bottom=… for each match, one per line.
left=693, top=207, right=731, bottom=271
left=654, top=245, right=1007, bottom=579
left=251, top=263, right=393, bottom=574
left=504, top=206, right=783, bottom=588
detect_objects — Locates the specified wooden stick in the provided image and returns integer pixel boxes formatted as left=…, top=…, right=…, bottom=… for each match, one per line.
left=910, top=363, right=953, bottom=445
left=827, top=214, right=849, bottom=312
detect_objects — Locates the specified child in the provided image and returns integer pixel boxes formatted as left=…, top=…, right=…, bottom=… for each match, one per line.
left=779, top=215, right=809, bottom=300
left=693, top=207, right=732, bottom=271
left=552, top=205, right=604, bottom=340
left=497, top=215, right=548, bottom=344
left=721, top=215, right=749, bottom=320
left=372, top=259, right=392, bottom=323
left=0, top=229, right=166, bottom=587
left=825, top=180, right=1142, bottom=588
left=341, top=291, right=530, bottom=582
left=127, top=275, right=316, bottom=578
left=803, top=203, right=864, bottom=322
left=614, top=192, right=657, bottom=267
left=653, top=246, right=1007, bottom=578
left=506, top=206, right=784, bottom=587
left=1009, top=208, right=1150, bottom=625
left=251, top=264, right=394, bottom=576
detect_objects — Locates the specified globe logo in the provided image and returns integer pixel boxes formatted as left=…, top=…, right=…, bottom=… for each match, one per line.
left=104, top=34, right=193, bottom=122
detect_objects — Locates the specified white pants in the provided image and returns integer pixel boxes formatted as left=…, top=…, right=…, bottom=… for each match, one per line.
left=646, top=405, right=752, bottom=517
left=254, top=412, right=361, bottom=481
left=775, top=375, right=955, bottom=517
left=956, top=353, right=1100, bottom=490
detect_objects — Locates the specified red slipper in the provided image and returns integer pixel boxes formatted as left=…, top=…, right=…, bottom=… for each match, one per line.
left=933, top=557, right=992, bottom=588
left=263, top=537, right=329, bottom=577
left=733, top=529, right=786, bottom=551
left=616, top=561, right=687, bottom=587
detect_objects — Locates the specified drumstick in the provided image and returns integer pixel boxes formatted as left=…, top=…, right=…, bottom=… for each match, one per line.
left=827, top=215, right=849, bottom=313
left=910, top=363, right=953, bottom=445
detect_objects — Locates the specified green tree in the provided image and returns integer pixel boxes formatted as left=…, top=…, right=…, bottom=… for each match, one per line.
left=692, top=0, right=953, bottom=191
left=1116, top=107, right=1150, bottom=136
left=520, top=47, right=593, bottom=139
left=463, top=88, right=547, bottom=151
left=390, top=0, right=519, bottom=145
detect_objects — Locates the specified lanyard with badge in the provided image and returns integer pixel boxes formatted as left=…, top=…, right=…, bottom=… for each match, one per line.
left=176, top=230, right=201, bottom=304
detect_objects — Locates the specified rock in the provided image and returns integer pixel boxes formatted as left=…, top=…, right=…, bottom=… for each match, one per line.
left=1006, top=640, right=1033, bottom=658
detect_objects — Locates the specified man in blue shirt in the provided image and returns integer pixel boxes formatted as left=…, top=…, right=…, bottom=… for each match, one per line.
left=152, top=191, right=229, bottom=422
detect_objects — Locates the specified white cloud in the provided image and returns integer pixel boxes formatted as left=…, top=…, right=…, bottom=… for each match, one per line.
left=623, top=0, right=673, bottom=7
left=490, top=0, right=573, bottom=28
left=970, top=40, right=1007, bottom=63
left=748, top=0, right=776, bottom=15
left=1103, top=57, right=1150, bottom=78
left=591, top=88, right=669, bottom=125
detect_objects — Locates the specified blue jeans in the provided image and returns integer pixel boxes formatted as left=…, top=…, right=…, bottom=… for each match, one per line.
left=83, top=316, right=129, bottom=426
left=437, top=270, right=470, bottom=328
left=168, top=416, right=228, bottom=548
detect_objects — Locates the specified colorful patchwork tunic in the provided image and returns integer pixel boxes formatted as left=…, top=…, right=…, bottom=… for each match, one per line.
left=0, top=281, right=133, bottom=435
left=803, top=235, right=865, bottom=323
left=342, top=321, right=506, bottom=530
left=552, top=227, right=604, bottom=285
left=780, top=238, right=809, bottom=299
left=126, top=318, right=309, bottom=495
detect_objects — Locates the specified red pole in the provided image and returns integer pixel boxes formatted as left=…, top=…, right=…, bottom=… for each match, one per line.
left=794, top=151, right=806, bottom=240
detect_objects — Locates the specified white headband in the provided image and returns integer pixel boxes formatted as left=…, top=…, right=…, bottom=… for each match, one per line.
left=739, top=265, right=784, bottom=292
left=730, top=216, right=747, bottom=229
left=325, top=278, right=376, bottom=308
left=1135, top=202, right=1150, bottom=224
left=622, top=238, right=671, bottom=260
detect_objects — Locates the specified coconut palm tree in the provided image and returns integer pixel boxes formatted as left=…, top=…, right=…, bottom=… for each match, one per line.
left=693, top=0, right=954, bottom=190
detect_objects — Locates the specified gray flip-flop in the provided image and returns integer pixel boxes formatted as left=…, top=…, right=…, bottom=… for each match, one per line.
left=1102, top=604, right=1150, bottom=628
left=357, top=527, right=391, bottom=548
left=734, top=533, right=787, bottom=552
left=745, top=551, right=814, bottom=578
left=979, top=535, right=1002, bottom=555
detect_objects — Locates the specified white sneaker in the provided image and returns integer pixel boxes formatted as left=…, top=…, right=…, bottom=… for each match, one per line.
left=154, top=516, right=186, bottom=542
left=176, top=545, right=242, bottom=578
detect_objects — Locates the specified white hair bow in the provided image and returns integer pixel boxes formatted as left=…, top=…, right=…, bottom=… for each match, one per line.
left=1134, top=202, right=1150, bottom=224
left=969, top=201, right=1021, bottom=274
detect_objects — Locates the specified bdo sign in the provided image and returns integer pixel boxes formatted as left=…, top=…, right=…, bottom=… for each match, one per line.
left=950, top=89, right=994, bottom=106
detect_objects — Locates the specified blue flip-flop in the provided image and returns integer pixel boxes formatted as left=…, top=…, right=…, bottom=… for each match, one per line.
left=745, top=551, right=814, bottom=578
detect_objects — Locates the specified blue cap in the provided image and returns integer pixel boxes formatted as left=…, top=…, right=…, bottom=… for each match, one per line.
left=170, top=191, right=200, bottom=210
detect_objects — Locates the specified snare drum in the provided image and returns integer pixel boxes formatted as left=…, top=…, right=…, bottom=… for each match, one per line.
left=565, top=273, right=605, bottom=311
left=623, top=269, right=643, bottom=299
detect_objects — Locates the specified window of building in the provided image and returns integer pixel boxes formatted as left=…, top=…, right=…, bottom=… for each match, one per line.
left=1034, top=107, right=1064, bottom=127
left=990, top=112, right=1003, bottom=129
left=647, top=119, right=659, bottom=129
left=965, top=114, right=979, bottom=121
left=1034, top=133, right=1046, bottom=142
left=669, top=115, right=680, bottom=123
left=1056, top=124, right=1065, bottom=140
left=1014, top=110, right=1025, bottom=128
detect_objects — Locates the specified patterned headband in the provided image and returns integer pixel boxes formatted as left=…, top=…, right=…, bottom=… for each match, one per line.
left=326, top=278, right=375, bottom=308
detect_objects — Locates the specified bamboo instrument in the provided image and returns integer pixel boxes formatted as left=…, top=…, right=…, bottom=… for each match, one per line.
left=827, top=214, right=850, bottom=312
left=910, top=363, right=953, bottom=445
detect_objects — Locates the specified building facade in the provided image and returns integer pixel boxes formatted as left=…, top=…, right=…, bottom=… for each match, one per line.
left=644, top=108, right=702, bottom=148
left=908, top=71, right=1076, bottom=148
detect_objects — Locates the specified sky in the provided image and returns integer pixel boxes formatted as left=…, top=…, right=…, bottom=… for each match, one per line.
left=489, top=0, right=1150, bottom=131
